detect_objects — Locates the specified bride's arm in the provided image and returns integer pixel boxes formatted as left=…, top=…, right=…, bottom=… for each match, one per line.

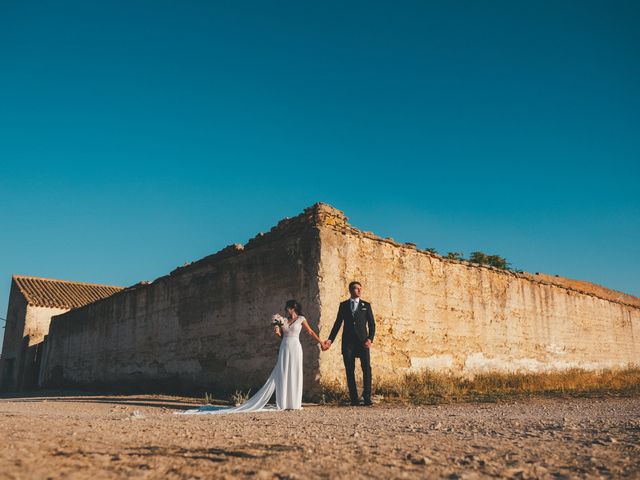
left=301, top=318, right=323, bottom=345
left=272, top=314, right=283, bottom=338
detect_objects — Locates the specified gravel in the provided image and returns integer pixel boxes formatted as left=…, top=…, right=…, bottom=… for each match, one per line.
left=1, top=394, right=638, bottom=479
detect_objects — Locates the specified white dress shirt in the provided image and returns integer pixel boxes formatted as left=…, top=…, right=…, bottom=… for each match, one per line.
left=350, top=297, right=360, bottom=313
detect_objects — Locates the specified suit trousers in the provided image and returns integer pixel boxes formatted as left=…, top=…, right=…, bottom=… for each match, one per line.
left=342, top=341, right=372, bottom=403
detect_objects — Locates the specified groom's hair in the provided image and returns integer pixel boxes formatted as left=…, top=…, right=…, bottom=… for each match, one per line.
left=348, top=281, right=362, bottom=290
left=285, top=299, right=303, bottom=315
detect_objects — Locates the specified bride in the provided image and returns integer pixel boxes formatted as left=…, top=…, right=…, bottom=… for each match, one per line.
left=181, top=299, right=324, bottom=414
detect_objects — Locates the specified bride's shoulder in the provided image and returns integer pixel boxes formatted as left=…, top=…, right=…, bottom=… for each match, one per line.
left=298, top=315, right=307, bottom=322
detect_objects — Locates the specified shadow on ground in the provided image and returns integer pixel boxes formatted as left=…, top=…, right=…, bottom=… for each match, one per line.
left=0, top=390, right=205, bottom=409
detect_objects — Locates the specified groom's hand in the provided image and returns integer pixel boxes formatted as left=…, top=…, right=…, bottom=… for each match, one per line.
left=364, top=339, right=372, bottom=349
left=324, top=340, right=332, bottom=350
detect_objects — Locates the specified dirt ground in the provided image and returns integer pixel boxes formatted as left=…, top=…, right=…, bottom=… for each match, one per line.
left=0, top=393, right=638, bottom=479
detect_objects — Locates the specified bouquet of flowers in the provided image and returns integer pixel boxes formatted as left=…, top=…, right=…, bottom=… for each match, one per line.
left=271, top=314, right=285, bottom=327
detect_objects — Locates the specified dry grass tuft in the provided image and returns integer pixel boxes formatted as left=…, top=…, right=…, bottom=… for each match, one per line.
left=229, top=388, right=252, bottom=406
left=320, top=366, right=640, bottom=404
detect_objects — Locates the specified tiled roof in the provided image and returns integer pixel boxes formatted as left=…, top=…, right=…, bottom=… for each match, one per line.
left=13, top=275, right=124, bottom=309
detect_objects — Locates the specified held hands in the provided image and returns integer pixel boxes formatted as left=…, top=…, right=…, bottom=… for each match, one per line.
left=319, top=339, right=371, bottom=350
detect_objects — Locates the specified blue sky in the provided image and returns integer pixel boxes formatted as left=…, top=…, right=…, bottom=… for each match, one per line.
left=1, top=1, right=639, bottom=348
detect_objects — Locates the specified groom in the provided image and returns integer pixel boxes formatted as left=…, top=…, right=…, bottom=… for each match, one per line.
left=324, top=281, right=376, bottom=406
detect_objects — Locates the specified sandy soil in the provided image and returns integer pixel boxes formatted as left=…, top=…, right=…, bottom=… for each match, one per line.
left=0, top=394, right=638, bottom=479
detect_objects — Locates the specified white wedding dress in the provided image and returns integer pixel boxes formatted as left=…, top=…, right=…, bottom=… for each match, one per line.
left=181, top=316, right=305, bottom=415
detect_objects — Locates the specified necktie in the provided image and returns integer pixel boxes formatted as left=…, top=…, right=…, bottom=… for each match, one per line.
left=351, top=299, right=357, bottom=313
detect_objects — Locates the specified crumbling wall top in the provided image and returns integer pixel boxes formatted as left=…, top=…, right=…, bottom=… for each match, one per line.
left=312, top=203, right=640, bottom=310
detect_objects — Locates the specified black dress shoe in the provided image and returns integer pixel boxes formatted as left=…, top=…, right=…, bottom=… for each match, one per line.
left=363, top=400, right=373, bottom=406
left=350, top=400, right=361, bottom=406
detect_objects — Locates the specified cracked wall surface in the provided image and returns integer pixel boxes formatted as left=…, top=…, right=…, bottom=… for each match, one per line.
left=40, top=210, right=324, bottom=397
left=314, top=205, right=639, bottom=384
left=39, top=203, right=639, bottom=399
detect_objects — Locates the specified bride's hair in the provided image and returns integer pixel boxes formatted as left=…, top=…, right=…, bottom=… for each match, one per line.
left=285, top=299, right=303, bottom=316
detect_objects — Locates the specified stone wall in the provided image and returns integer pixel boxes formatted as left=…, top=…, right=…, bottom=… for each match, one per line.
left=314, top=205, right=640, bottom=384
left=0, top=282, right=67, bottom=391
left=0, top=282, right=27, bottom=391
left=1, top=281, right=28, bottom=360
left=26, top=306, right=69, bottom=344
left=37, top=203, right=640, bottom=399
left=40, top=211, right=324, bottom=396
left=21, top=305, right=67, bottom=390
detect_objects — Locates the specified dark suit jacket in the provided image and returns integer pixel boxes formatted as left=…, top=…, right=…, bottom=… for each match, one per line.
left=328, top=298, right=376, bottom=352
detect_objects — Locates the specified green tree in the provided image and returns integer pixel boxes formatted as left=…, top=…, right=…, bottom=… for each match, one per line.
left=487, top=255, right=510, bottom=270
left=446, top=251, right=464, bottom=260
left=469, top=251, right=489, bottom=265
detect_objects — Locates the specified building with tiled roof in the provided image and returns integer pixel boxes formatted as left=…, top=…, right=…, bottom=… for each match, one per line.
left=12, top=275, right=123, bottom=310
left=0, top=275, right=124, bottom=392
